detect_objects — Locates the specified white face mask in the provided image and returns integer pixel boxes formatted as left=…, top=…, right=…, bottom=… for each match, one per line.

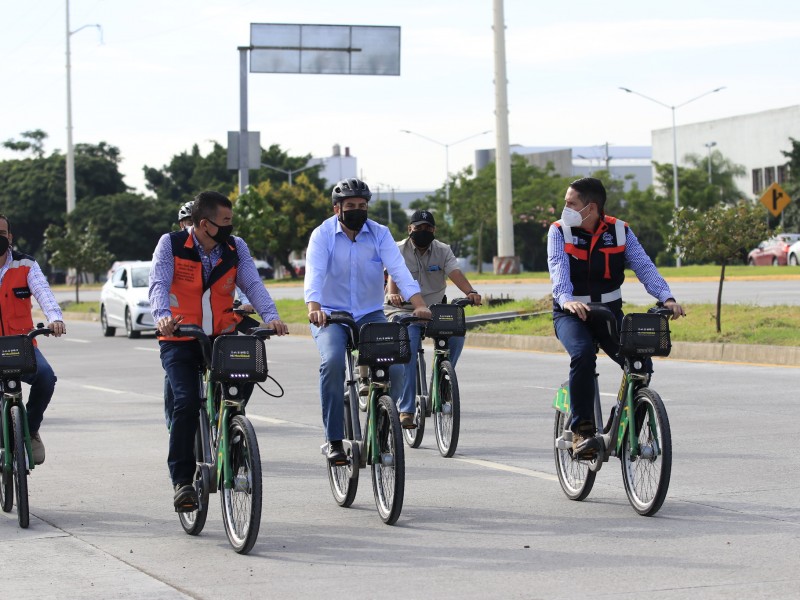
left=560, top=204, right=590, bottom=227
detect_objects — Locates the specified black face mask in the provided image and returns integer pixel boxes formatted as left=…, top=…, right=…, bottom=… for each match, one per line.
left=410, top=229, right=435, bottom=248
left=0, top=236, right=9, bottom=255
left=339, top=209, right=368, bottom=233
left=206, top=218, right=233, bottom=244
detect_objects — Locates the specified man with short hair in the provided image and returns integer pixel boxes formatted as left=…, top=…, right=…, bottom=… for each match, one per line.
left=547, top=177, right=684, bottom=457
left=385, top=209, right=482, bottom=422
left=305, top=178, right=431, bottom=465
left=0, top=214, right=65, bottom=465
left=149, top=190, right=288, bottom=511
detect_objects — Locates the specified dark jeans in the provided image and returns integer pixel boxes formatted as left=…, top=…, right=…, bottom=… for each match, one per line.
left=160, top=341, right=204, bottom=486
left=553, top=309, right=625, bottom=432
left=21, top=347, right=57, bottom=433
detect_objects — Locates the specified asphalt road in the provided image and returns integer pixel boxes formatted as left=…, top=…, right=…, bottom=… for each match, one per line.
left=3, top=320, right=798, bottom=599
left=56, top=277, right=800, bottom=306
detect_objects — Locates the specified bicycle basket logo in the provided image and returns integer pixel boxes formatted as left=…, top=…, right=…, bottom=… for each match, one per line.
left=1, top=348, right=21, bottom=359
left=229, top=349, right=251, bottom=360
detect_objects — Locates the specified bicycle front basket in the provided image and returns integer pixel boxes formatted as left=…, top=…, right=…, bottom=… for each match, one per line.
left=357, top=322, right=410, bottom=367
left=619, top=313, right=671, bottom=357
left=0, top=335, right=36, bottom=376
left=210, top=335, right=268, bottom=382
left=425, top=303, right=466, bottom=338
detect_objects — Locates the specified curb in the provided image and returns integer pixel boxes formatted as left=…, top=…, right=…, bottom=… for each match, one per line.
left=51, top=312, right=799, bottom=368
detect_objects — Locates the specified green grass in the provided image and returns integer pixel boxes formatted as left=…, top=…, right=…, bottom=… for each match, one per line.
left=469, top=302, right=800, bottom=347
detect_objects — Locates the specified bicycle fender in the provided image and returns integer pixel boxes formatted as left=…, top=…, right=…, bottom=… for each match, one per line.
left=553, top=381, right=570, bottom=413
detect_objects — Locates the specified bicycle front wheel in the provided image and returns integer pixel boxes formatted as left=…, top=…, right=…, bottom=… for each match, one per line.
left=328, top=390, right=359, bottom=507
left=621, top=387, right=672, bottom=516
left=402, top=393, right=426, bottom=449
left=433, top=360, right=460, bottom=457
left=371, top=395, right=405, bottom=525
left=553, top=410, right=596, bottom=501
left=11, top=406, right=29, bottom=528
left=179, top=420, right=210, bottom=536
left=0, top=407, right=13, bottom=513
left=220, top=415, right=262, bottom=554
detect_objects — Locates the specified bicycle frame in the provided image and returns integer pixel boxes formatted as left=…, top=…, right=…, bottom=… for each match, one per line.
left=1, top=389, right=33, bottom=472
left=419, top=338, right=451, bottom=414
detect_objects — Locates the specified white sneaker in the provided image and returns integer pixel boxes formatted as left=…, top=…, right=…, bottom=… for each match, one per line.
left=31, top=431, right=45, bottom=465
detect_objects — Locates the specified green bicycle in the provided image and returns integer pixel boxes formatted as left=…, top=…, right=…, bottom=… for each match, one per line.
left=323, top=313, right=412, bottom=525
left=401, top=298, right=471, bottom=457
left=553, top=304, right=673, bottom=516
left=0, top=325, right=56, bottom=528
left=173, top=324, right=279, bottom=553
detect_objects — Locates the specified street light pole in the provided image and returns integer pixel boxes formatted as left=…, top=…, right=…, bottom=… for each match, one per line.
left=65, top=0, right=101, bottom=214
left=260, top=160, right=324, bottom=186
left=705, top=141, right=717, bottom=184
left=400, top=129, right=491, bottom=219
left=619, top=86, right=725, bottom=267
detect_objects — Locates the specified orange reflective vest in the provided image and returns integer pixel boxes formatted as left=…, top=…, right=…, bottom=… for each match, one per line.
left=0, top=251, right=36, bottom=337
left=158, top=230, right=240, bottom=342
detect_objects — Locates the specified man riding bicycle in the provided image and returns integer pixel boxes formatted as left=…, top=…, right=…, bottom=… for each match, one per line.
left=0, top=214, right=65, bottom=465
left=384, top=209, right=482, bottom=426
left=304, top=178, right=431, bottom=465
left=547, top=178, right=684, bottom=458
left=149, top=191, right=288, bottom=512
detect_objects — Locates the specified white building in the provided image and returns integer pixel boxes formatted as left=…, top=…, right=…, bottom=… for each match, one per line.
left=317, top=144, right=357, bottom=186
left=651, top=105, right=799, bottom=198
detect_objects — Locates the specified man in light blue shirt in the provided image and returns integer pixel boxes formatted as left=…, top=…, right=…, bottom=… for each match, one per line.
left=305, top=178, right=431, bottom=465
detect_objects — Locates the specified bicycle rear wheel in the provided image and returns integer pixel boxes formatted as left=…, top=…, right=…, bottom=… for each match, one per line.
left=553, top=410, right=596, bottom=501
left=0, top=406, right=13, bottom=513
left=621, top=387, right=672, bottom=516
left=220, top=415, right=262, bottom=554
left=328, top=391, right=359, bottom=507
left=179, top=417, right=210, bottom=536
left=11, top=406, right=29, bottom=528
left=433, top=360, right=460, bottom=457
left=371, top=394, right=405, bottom=525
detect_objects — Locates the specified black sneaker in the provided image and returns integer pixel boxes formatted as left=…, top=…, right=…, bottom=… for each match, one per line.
left=173, top=482, right=198, bottom=512
left=572, top=422, right=601, bottom=459
left=326, top=440, right=348, bottom=465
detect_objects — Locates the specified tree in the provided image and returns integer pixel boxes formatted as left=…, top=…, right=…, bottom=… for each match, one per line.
left=44, top=222, right=115, bottom=303
left=0, top=133, right=129, bottom=258
left=672, top=203, right=770, bottom=333
left=3, top=130, right=48, bottom=158
left=233, top=174, right=329, bottom=278
left=779, top=137, right=800, bottom=231
left=369, top=199, right=408, bottom=239
left=68, top=192, right=174, bottom=261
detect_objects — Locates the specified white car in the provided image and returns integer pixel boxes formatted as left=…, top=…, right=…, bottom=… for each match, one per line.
left=788, top=240, right=800, bottom=266
left=99, top=261, right=155, bottom=338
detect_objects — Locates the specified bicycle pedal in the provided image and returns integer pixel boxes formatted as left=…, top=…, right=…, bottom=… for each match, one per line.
left=441, top=404, right=452, bottom=415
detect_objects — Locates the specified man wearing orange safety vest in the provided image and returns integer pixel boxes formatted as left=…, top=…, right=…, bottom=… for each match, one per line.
left=0, top=214, right=65, bottom=465
left=148, top=191, right=288, bottom=512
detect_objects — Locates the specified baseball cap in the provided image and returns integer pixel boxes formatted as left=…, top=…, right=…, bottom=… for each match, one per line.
left=410, top=210, right=436, bottom=227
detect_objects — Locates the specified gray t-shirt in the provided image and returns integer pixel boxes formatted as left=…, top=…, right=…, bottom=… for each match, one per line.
left=384, top=238, right=459, bottom=317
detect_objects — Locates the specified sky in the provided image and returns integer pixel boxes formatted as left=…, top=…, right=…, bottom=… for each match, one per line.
left=2, top=0, right=799, bottom=197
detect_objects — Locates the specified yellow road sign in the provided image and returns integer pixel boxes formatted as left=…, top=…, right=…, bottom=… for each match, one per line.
left=759, top=183, right=791, bottom=217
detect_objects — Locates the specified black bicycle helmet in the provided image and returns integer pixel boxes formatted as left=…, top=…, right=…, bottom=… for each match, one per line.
left=177, top=200, right=194, bottom=222
left=331, top=178, right=372, bottom=204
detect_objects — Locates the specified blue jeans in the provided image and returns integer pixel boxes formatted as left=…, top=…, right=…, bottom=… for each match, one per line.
left=311, top=309, right=402, bottom=442
left=553, top=309, right=625, bottom=432
left=390, top=324, right=465, bottom=414
left=164, top=374, right=174, bottom=430
left=21, top=347, right=57, bottom=434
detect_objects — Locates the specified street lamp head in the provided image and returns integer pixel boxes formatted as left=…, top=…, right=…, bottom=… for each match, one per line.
left=705, top=141, right=717, bottom=148
left=619, top=87, right=633, bottom=93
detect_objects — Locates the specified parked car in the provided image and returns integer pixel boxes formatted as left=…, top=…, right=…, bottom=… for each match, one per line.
left=788, top=240, right=800, bottom=266
left=253, top=259, right=274, bottom=280
left=747, top=233, right=800, bottom=266
left=99, top=261, right=155, bottom=338
left=290, top=259, right=306, bottom=277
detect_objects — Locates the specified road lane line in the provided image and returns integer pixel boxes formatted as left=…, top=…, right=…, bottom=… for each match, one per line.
left=454, top=457, right=558, bottom=481
left=135, top=347, right=159, bottom=352
left=63, top=338, right=89, bottom=343
left=524, top=384, right=616, bottom=398
left=82, top=385, right=126, bottom=395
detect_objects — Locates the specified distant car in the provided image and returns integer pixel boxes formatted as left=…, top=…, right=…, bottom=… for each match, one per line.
left=253, top=259, right=274, bottom=280
left=290, top=259, right=306, bottom=277
left=788, top=239, right=800, bottom=266
left=747, top=233, right=800, bottom=266
left=99, top=261, right=155, bottom=338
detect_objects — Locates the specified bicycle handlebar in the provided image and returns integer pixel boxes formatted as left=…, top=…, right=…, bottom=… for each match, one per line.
left=29, top=323, right=54, bottom=339
left=451, top=297, right=475, bottom=307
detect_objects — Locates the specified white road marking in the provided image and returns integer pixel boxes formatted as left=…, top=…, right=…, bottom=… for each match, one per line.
left=525, top=384, right=616, bottom=398
left=82, top=385, right=126, bottom=395
left=454, top=457, right=558, bottom=481
left=63, top=338, right=89, bottom=344
left=135, top=347, right=159, bottom=352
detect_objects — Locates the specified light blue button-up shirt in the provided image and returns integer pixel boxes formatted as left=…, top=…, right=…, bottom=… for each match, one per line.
left=304, top=216, right=421, bottom=321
